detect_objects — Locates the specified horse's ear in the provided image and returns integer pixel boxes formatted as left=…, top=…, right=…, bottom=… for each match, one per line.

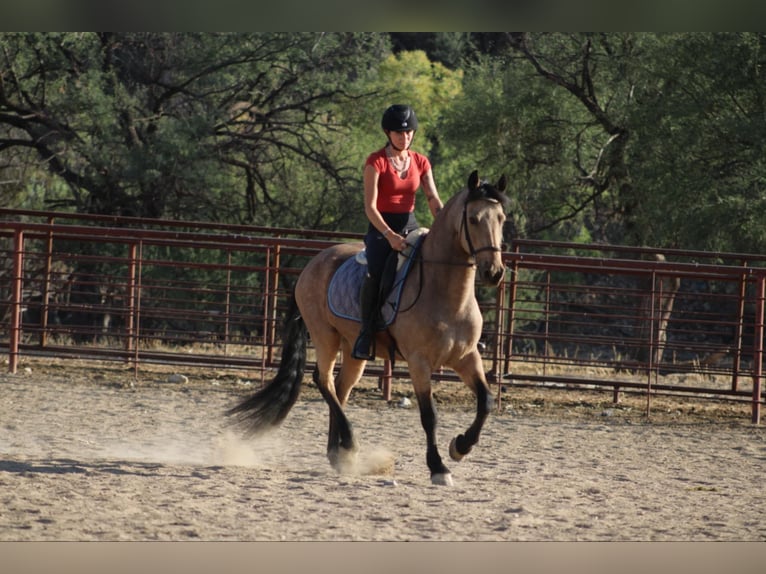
left=467, top=170, right=480, bottom=191
left=497, top=174, right=507, bottom=193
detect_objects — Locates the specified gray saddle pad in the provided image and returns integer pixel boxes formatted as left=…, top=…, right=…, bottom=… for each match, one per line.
left=327, top=235, right=423, bottom=326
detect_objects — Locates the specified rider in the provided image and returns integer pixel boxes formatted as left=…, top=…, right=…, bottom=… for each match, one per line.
left=351, top=104, right=444, bottom=360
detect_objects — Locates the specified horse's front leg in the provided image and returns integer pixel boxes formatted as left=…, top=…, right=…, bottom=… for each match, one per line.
left=410, top=360, right=453, bottom=485
left=418, top=394, right=454, bottom=485
left=449, top=351, right=494, bottom=461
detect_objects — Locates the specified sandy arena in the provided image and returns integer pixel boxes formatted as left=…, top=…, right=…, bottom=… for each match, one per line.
left=1, top=358, right=765, bottom=542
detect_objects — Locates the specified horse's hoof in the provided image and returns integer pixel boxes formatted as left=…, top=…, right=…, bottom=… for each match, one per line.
left=449, top=437, right=465, bottom=461
left=328, top=445, right=358, bottom=474
left=431, top=472, right=454, bottom=486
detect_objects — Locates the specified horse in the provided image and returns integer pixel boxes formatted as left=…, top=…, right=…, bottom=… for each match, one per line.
left=227, top=170, right=509, bottom=485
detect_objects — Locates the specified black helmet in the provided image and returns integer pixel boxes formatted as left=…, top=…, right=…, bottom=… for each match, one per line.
left=381, top=104, right=418, bottom=132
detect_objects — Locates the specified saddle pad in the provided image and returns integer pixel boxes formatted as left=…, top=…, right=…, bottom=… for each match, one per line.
left=327, top=234, right=424, bottom=325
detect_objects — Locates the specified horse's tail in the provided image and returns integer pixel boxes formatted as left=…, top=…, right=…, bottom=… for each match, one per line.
left=226, top=294, right=307, bottom=435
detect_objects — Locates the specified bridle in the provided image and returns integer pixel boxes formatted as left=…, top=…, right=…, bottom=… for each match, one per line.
left=460, top=198, right=504, bottom=258
left=398, top=196, right=504, bottom=271
left=397, top=195, right=505, bottom=314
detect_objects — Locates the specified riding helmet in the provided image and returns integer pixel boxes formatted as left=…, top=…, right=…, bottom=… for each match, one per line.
left=381, top=104, right=418, bottom=132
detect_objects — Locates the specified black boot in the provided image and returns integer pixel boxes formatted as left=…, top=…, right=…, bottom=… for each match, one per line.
left=352, top=274, right=380, bottom=360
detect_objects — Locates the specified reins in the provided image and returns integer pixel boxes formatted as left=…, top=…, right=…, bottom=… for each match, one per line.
left=394, top=253, right=426, bottom=314
left=395, top=195, right=504, bottom=313
left=397, top=196, right=504, bottom=269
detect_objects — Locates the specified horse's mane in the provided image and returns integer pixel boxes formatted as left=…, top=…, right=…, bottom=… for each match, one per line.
left=442, top=172, right=510, bottom=214
left=467, top=177, right=510, bottom=208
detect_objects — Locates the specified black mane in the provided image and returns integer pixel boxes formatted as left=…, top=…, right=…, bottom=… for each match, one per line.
left=466, top=171, right=509, bottom=208
left=477, top=181, right=509, bottom=207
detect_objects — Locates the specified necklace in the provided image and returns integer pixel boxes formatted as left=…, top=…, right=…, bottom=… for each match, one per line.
left=387, top=146, right=410, bottom=173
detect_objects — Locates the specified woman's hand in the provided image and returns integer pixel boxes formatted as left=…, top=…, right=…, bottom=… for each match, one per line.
left=388, top=233, right=407, bottom=251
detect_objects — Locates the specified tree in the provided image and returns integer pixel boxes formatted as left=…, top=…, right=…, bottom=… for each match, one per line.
left=337, top=49, right=464, bottom=225
left=389, top=32, right=474, bottom=69
left=0, top=32, right=389, bottom=229
left=441, top=32, right=766, bottom=253
left=500, top=32, right=644, bottom=245
left=438, top=46, right=606, bottom=244
left=624, top=33, right=766, bottom=252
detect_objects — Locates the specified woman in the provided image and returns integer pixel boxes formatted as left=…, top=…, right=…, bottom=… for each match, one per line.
left=352, top=104, right=444, bottom=360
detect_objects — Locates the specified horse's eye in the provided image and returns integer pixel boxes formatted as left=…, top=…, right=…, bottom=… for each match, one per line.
left=468, top=215, right=479, bottom=225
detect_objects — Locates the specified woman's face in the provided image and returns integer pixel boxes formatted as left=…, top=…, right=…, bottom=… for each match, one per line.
left=387, top=129, right=415, bottom=150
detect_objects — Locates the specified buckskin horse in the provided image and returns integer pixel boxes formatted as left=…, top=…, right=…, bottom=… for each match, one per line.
left=227, top=170, right=509, bottom=485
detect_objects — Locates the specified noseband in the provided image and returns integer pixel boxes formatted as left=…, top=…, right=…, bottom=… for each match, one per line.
left=461, top=200, right=503, bottom=258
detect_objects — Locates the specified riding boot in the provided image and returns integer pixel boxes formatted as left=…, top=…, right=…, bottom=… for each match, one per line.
left=352, top=274, right=380, bottom=360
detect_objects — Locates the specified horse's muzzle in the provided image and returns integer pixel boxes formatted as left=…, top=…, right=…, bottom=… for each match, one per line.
left=478, top=262, right=505, bottom=286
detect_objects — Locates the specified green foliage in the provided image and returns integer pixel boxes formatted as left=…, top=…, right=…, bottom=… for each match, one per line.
left=332, top=48, right=465, bottom=229
left=437, top=53, right=591, bottom=242
left=437, top=32, right=766, bottom=255
left=0, top=32, right=389, bottom=229
left=3, top=32, right=766, bottom=256
left=624, top=33, right=766, bottom=252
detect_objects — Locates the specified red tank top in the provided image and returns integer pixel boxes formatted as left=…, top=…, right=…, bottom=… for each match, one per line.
left=365, top=147, right=431, bottom=213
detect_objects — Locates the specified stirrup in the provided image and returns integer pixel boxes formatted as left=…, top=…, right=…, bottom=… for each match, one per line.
left=352, top=333, right=376, bottom=360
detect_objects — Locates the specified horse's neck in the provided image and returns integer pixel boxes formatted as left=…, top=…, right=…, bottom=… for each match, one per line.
left=420, top=200, right=476, bottom=306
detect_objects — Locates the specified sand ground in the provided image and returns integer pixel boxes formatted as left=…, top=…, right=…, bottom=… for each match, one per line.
left=1, top=358, right=765, bottom=541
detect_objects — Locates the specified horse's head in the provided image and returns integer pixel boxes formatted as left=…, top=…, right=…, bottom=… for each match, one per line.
left=461, top=170, right=509, bottom=286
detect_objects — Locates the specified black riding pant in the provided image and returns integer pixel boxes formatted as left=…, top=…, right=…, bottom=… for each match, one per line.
left=364, top=212, right=419, bottom=279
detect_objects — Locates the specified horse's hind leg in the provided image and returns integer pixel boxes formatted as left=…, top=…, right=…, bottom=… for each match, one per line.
left=314, top=371, right=356, bottom=471
left=448, top=352, right=494, bottom=461
left=326, top=350, right=367, bottom=471
left=312, top=339, right=361, bottom=472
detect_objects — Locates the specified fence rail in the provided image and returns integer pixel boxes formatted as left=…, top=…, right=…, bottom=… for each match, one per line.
left=1, top=208, right=764, bottom=423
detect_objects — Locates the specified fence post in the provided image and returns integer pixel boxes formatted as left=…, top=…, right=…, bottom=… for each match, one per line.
left=261, top=246, right=272, bottom=385
left=501, top=249, right=519, bottom=382
left=40, top=221, right=54, bottom=348
left=732, top=263, right=749, bottom=392
left=645, top=270, right=658, bottom=417
left=490, top=275, right=505, bottom=406
left=267, top=244, right=281, bottom=367
left=223, top=249, right=232, bottom=354
left=9, top=229, right=24, bottom=374
left=751, top=273, right=764, bottom=425
left=131, top=241, right=144, bottom=378
left=125, top=242, right=138, bottom=358
left=380, top=359, right=392, bottom=402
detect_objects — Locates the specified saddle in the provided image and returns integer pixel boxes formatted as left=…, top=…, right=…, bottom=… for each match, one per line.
left=327, top=228, right=427, bottom=326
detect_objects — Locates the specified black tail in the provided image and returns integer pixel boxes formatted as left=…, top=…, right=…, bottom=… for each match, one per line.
left=226, top=295, right=307, bottom=435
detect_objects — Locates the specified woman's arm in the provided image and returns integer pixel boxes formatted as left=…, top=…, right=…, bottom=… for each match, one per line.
left=421, top=169, right=443, bottom=218
left=364, top=164, right=406, bottom=249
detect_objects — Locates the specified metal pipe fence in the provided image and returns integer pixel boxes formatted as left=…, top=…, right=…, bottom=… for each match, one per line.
left=1, top=209, right=764, bottom=423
